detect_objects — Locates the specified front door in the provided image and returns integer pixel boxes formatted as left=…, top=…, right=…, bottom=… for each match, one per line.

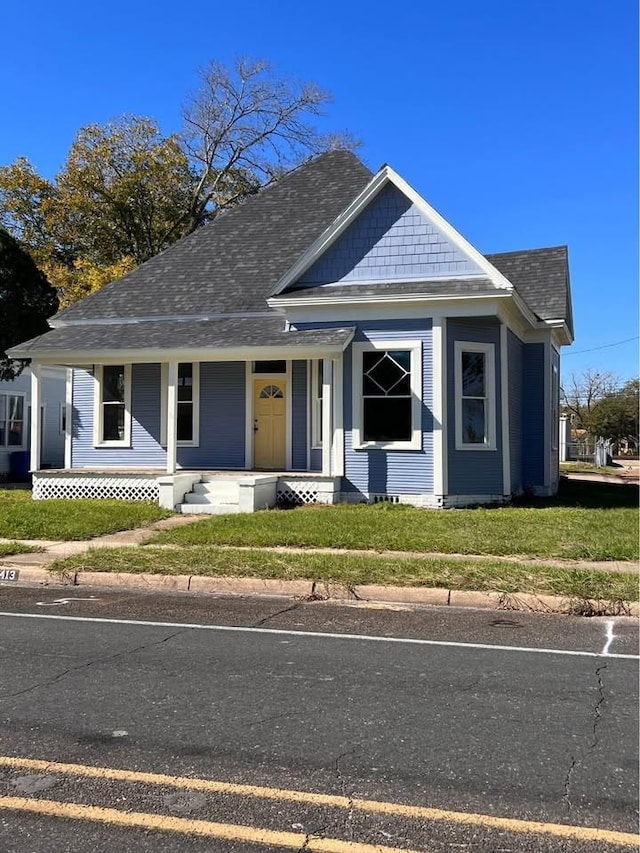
left=253, top=379, right=286, bottom=469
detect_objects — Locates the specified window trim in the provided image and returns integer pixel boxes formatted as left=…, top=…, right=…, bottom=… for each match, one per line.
left=352, top=340, right=422, bottom=451
left=0, top=391, right=27, bottom=449
left=551, top=362, right=559, bottom=451
left=160, top=362, right=200, bottom=448
left=93, top=364, right=132, bottom=448
left=310, top=359, right=323, bottom=449
left=454, top=341, right=496, bottom=451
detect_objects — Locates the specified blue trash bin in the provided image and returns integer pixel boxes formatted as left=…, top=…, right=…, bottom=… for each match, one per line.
left=9, top=450, right=30, bottom=482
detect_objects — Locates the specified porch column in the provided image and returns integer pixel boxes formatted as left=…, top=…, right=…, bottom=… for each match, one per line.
left=331, top=355, right=344, bottom=477
left=166, top=361, right=178, bottom=474
left=321, top=358, right=333, bottom=476
left=29, top=362, right=42, bottom=472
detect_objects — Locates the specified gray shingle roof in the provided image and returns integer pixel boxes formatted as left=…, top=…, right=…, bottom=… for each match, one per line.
left=486, top=246, right=573, bottom=336
left=276, top=279, right=496, bottom=300
left=53, top=150, right=373, bottom=323
left=9, top=317, right=355, bottom=358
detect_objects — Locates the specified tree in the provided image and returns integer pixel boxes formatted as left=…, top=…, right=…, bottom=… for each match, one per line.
left=0, top=228, right=58, bottom=380
left=588, top=378, right=639, bottom=450
left=0, top=57, right=356, bottom=306
left=561, top=369, right=619, bottom=433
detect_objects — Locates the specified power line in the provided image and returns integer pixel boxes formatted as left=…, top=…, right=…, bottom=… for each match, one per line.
left=564, top=336, right=639, bottom=356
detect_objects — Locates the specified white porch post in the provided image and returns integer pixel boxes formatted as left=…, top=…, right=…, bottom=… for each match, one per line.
left=166, top=361, right=178, bottom=474
left=331, top=355, right=344, bottom=477
left=29, top=362, right=42, bottom=473
left=321, top=358, right=333, bottom=476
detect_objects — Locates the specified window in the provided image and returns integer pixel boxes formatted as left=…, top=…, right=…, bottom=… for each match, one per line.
left=0, top=393, right=25, bottom=448
left=454, top=342, right=496, bottom=450
left=161, top=362, right=200, bottom=447
left=59, top=403, right=67, bottom=435
left=311, top=360, right=323, bottom=448
left=94, top=364, right=131, bottom=446
left=352, top=341, right=422, bottom=450
left=253, top=360, right=286, bottom=374
left=551, top=362, right=559, bottom=451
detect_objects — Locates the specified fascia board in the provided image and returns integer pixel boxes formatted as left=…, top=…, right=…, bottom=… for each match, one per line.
left=269, top=291, right=510, bottom=309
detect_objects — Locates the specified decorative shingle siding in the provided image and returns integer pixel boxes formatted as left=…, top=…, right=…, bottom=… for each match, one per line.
left=447, top=319, right=503, bottom=496
left=71, top=365, right=165, bottom=468
left=296, top=183, right=483, bottom=287
left=178, top=362, right=245, bottom=469
left=522, top=343, right=545, bottom=489
left=508, top=330, right=523, bottom=494
left=291, top=360, right=307, bottom=470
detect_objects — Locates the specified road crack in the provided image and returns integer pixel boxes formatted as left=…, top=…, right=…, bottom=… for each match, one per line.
left=335, top=749, right=357, bottom=840
left=0, top=628, right=191, bottom=700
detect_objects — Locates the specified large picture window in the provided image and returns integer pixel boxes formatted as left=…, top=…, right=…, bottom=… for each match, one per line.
left=352, top=340, right=422, bottom=450
left=0, top=393, right=25, bottom=448
left=454, top=342, right=496, bottom=450
left=94, top=365, right=131, bottom=446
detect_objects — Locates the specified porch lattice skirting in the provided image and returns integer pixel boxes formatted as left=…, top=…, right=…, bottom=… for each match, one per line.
left=33, top=472, right=160, bottom=502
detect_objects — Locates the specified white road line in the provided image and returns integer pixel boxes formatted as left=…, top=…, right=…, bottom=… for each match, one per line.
left=602, top=619, right=616, bottom=655
left=1, top=611, right=638, bottom=660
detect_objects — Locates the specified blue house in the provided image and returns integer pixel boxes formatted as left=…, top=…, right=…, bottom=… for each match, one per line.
left=9, top=151, right=573, bottom=511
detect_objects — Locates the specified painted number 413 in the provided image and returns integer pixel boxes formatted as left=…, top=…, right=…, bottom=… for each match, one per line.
left=0, top=569, right=19, bottom=581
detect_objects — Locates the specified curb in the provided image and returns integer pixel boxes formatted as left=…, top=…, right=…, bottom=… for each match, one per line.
left=4, top=567, right=638, bottom=617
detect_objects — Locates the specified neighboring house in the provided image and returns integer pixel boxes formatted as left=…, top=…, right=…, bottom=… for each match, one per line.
left=8, top=151, right=573, bottom=511
left=0, top=366, right=66, bottom=479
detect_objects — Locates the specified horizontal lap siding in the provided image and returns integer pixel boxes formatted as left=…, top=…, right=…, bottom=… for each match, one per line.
left=508, top=331, right=523, bottom=494
left=522, top=344, right=545, bottom=489
left=178, top=362, right=245, bottom=469
left=447, top=319, right=503, bottom=495
left=71, top=365, right=165, bottom=467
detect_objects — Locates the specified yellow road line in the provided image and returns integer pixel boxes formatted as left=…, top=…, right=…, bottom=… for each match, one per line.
left=0, top=755, right=637, bottom=848
left=0, top=797, right=417, bottom=853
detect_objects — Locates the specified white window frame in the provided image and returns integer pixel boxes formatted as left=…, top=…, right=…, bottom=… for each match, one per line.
left=160, top=362, right=200, bottom=447
left=0, top=391, right=27, bottom=449
left=454, top=341, right=496, bottom=451
left=311, top=359, right=323, bottom=449
left=93, top=364, right=132, bottom=447
left=352, top=340, right=422, bottom=451
left=551, top=362, right=559, bottom=451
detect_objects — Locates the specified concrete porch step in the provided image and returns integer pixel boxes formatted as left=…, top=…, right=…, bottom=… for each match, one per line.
left=177, top=502, right=244, bottom=515
left=191, top=481, right=240, bottom=501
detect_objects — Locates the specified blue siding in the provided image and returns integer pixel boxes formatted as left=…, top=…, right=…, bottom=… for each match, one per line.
left=72, top=365, right=165, bottom=468
left=291, top=360, right=307, bottom=470
left=508, top=331, right=523, bottom=494
left=447, top=319, right=503, bottom=495
left=178, top=362, right=245, bottom=468
left=522, top=344, right=545, bottom=488
left=296, top=183, right=483, bottom=286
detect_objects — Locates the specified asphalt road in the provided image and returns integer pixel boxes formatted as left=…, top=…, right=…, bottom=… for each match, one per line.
left=0, top=585, right=638, bottom=852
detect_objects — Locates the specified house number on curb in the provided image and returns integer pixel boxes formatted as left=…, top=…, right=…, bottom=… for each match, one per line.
left=0, top=569, right=19, bottom=581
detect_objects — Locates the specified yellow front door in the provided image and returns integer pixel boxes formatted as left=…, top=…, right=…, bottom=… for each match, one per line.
left=253, top=379, right=286, bottom=469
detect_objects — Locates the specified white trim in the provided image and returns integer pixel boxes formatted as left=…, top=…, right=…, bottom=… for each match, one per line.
left=248, top=364, right=292, bottom=470
left=0, top=389, right=28, bottom=452
left=160, top=362, right=201, bottom=448
left=310, top=359, right=323, bottom=449
left=245, top=362, right=253, bottom=469
left=431, top=316, right=446, bottom=496
left=270, top=291, right=511, bottom=309
left=332, top=355, right=344, bottom=477
left=321, top=358, right=333, bottom=476
left=269, top=165, right=514, bottom=296
left=50, top=311, right=275, bottom=329
left=29, top=365, right=41, bottom=471
left=500, top=324, right=511, bottom=495
left=285, top=360, right=292, bottom=471
left=166, top=361, right=178, bottom=474
left=454, top=342, right=496, bottom=452
left=93, top=364, right=132, bottom=448
left=64, top=369, right=72, bottom=469
left=351, top=340, right=423, bottom=451
left=544, top=340, right=551, bottom=489
left=305, top=361, right=311, bottom=471
left=551, top=361, right=559, bottom=452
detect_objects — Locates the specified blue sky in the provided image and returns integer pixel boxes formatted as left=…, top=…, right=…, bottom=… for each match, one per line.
left=2, top=0, right=637, bottom=385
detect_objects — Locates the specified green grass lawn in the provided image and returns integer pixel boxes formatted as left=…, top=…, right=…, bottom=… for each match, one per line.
left=52, top=545, right=639, bottom=605
left=0, top=541, right=43, bottom=557
left=0, top=489, right=171, bottom=540
left=149, top=485, right=639, bottom=562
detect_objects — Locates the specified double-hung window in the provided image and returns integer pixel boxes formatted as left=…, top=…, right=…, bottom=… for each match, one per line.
left=311, top=360, right=323, bottom=448
left=161, top=362, right=200, bottom=447
left=94, top=365, right=131, bottom=446
left=0, top=393, right=25, bottom=448
left=352, top=340, right=422, bottom=450
left=454, top=342, right=496, bottom=450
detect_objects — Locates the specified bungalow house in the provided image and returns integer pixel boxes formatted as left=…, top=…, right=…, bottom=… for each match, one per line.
left=8, top=151, right=573, bottom=512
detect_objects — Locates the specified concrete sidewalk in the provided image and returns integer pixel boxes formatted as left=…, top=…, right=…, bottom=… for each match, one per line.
left=1, top=514, right=637, bottom=617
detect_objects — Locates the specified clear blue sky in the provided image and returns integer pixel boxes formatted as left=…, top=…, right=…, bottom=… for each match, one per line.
left=2, top=0, right=637, bottom=385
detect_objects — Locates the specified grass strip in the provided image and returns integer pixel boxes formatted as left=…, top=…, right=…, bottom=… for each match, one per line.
left=51, top=546, right=639, bottom=602
left=0, top=491, right=171, bottom=540
left=147, top=501, right=639, bottom=561
left=0, top=542, right=43, bottom=558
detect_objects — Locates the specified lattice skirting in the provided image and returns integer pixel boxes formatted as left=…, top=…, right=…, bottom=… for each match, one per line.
left=276, top=479, right=338, bottom=507
left=33, top=474, right=159, bottom=502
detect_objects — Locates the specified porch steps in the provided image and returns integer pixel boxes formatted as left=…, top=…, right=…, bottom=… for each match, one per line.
left=179, top=477, right=243, bottom=515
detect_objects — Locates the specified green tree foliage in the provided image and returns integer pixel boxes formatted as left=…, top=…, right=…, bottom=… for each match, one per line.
left=0, top=58, right=355, bottom=307
left=0, top=228, right=58, bottom=380
left=588, top=378, right=639, bottom=449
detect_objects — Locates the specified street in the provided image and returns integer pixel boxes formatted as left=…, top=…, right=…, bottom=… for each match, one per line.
left=0, top=586, right=638, bottom=851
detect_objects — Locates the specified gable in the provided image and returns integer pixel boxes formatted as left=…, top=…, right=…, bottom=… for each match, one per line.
left=291, top=183, right=485, bottom=289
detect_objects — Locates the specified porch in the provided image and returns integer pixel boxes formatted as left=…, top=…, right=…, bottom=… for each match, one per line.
left=31, top=469, right=341, bottom=513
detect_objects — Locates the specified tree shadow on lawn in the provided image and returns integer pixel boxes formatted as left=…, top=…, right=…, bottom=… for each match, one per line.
left=514, top=476, right=639, bottom=509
